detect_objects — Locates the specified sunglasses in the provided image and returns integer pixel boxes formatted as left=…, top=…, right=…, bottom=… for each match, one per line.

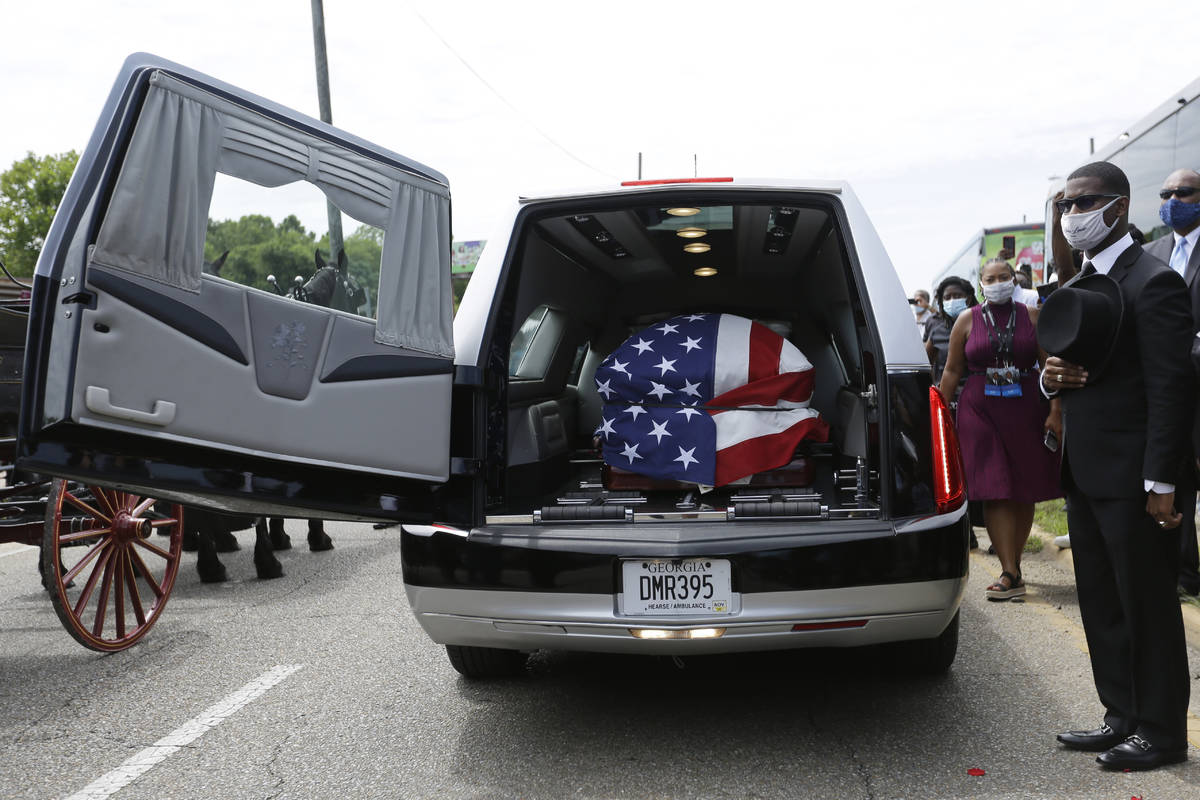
left=1159, top=186, right=1200, bottom=200
left=1054, top=194, right=1123, bottom=214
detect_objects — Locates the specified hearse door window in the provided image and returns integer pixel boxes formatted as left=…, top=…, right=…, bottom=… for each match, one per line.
left=90, top=70, right=453, bottom=357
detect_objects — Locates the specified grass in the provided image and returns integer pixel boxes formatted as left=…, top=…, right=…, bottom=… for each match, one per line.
left=1033, top=500, right=1070, bottom=539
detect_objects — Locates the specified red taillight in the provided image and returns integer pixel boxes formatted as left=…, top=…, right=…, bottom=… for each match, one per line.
left=619, top=177, right=734, bottom=186
left=791, top=620, right=869, bottom=632
left=929, top=387, right=967, bottom=514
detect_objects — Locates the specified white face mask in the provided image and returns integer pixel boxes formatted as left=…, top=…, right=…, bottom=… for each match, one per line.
left=981, top=280, right=1015, bottom=304
left=1061, top=196, right=1122, bottom=251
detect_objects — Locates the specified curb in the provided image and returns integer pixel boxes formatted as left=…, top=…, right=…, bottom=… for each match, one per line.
left=1034, top=525, right=1200, bottom=647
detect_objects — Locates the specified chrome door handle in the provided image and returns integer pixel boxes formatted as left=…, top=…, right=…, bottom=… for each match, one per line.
left=84, top=386, right=177, bottom=426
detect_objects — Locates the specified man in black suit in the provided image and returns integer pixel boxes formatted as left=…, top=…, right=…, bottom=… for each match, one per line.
left=1145, top=168, right=1200, bottom=596
left=1041, top=162, right=1194, bottom=770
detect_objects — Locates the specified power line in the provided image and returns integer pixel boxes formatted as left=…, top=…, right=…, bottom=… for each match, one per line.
left=409, top=7, right=620, bottom=181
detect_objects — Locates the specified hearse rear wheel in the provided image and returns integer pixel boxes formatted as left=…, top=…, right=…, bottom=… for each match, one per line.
left=445, top=644, right=528, bottom=679
left=889, top=610, right=959, bottom=676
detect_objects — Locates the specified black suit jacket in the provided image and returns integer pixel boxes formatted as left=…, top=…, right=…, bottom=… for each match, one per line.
left=1145, top=233, right=1200, bottom=330
left=1145, top=234, right=1200, bottom=452
left=1059, top=243, right=1196, bottom=499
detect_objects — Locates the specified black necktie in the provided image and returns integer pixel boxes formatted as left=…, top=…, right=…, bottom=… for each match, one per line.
left=1079, top=262, right=1095, bottom=278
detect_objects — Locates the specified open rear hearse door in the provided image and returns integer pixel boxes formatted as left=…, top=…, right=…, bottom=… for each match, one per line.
left=18, top=54, right=463, bottom=523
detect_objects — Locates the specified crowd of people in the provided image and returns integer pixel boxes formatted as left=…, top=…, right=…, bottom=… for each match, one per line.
left=913, top=161, right=1200, bottom=771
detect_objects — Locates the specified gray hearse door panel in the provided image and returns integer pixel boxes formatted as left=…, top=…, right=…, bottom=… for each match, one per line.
left=20, top=54, right=456, bottom=518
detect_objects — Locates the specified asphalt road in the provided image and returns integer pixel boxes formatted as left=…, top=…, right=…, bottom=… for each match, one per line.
left=2, top=522, right=1199, bottom=800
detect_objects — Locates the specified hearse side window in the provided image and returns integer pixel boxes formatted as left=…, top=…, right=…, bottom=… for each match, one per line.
left=88, top=70, right=453, bottom=357
left=567, top=341, right=590, bottom=385
left=203, top=174, right=381, bottom=319
left=509, top=305, right=568, bottom=379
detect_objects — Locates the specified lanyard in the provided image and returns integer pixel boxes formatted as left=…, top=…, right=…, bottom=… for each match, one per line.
left=981, top=303, right=1016, bottom=366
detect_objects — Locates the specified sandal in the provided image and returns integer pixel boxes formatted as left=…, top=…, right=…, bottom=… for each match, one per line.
left=986, top=570, right=1025, bottom=601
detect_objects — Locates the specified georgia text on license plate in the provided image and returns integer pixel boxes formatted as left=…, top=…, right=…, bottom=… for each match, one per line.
left=621, top=558, right=733, bottom=616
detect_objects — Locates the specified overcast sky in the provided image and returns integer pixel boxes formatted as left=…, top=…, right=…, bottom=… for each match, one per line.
left=3, top=0, right=1197, bottom=293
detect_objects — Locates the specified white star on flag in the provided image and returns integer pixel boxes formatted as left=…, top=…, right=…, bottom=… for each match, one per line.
left=648, top=420, right=672, bottom=443
left=647, top=381, right=672, bottom=400
left=625, top=404, right=647, bottom=420
left=679, top=336, right=703, bottom=353
left=596, top=417, right=616, bottom=438
left=596, top=378, right=614, bottom=399
left=654, top=356, right=677, bottom=376
left=685, top=314, right=706, bottom=322
left=656, top=322, right=679, bottom=335
left=674, top=446, right=699, bottom=469
left=680, top=379, right=702, bottom=397
left=676, top=405, right=701, bottom=421
left=610, top=359, right=631, bottom=377
left=632, top=338, right=655, bottom=354
left=620, top=442, right=643, bottom=463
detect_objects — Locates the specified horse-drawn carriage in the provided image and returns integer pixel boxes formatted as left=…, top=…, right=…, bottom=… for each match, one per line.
left=0, top=240, right=361, bottom=652
left=1, top=264, right=187, bottom=652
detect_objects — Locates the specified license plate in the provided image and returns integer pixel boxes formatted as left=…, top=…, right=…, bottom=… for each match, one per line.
left=621, top=558, right=733, bottom=616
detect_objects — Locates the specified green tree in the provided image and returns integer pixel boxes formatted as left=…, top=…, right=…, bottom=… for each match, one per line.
left=0, top=151, right=79, bottom=276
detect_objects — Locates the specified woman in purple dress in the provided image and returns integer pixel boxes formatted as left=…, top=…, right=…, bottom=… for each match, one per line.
left=938, top=259, right=1063, bottom=601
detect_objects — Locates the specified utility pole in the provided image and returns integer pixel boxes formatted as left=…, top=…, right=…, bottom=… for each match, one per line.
left=310, top=0, right=344, bottom=259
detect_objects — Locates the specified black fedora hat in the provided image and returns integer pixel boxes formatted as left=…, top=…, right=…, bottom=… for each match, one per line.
left=1036, top=272, right=1124, bottom=379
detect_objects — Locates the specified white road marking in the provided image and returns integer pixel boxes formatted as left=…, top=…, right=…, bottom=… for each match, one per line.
left=64, top=664, right=303, bottom=800
left=0, top=543, right=37, bottom=560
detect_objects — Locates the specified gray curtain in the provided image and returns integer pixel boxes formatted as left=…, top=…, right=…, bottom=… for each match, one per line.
left=90, top=71, right=454, bottom=358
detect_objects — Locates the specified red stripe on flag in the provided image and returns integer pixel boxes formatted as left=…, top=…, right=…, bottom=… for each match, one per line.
left=710, top=371, right=815, bottom=408
left=748, top=322, right=783, bottom=383
left=713, top=416, right=830, bottom=486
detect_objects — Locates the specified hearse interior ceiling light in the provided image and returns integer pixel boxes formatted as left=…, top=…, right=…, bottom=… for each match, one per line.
left=763, top=206, right=800, bottom=255
left=567, top=213, right=632, bottom=259
left=677, top=227, right=707, bottom=239
left=693, top=267, right=718, bottom=277
left=683, top=242, right=711, bottom=254
left=666, top=206, right=702, bottom=216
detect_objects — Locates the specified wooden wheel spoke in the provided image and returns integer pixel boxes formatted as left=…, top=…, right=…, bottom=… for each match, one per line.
left=114, top=546, right=126, bottom=640
left=128, top=546, right=161, bottom=603
left=132, top=537, right=173, bottom=561
left=62, top=535, right=112, bottom=587
left=64, top=491, right=111, bottom=523
left=59, top=526, right=112, bottom=544
left=71, top=543, right=113, bottom=618
left=84, top=485, right=117, bottom=518
left=90, top=548, right=118, bottom=636
left=149, top=518, right=179, bottom=528
left=124, top=551, right=147, bottom=627
left=131, top=497, right=156, bottom=517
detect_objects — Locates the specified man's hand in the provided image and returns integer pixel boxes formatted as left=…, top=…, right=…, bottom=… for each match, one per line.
left=1147, top=491, right=1182, bottom=530
left=1042, top=356, right=1088, bottom=391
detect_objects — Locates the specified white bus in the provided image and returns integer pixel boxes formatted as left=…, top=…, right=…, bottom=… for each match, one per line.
left=1046, top=75, right=1200, bottom=275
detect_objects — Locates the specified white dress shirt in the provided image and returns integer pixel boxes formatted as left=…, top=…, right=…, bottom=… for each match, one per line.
left=1169, top=226, right=1200, bottom=276
left=1038, top=233, right=1173, bottom=494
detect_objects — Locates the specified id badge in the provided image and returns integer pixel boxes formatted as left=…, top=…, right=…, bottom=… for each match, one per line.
left=985, top=366, right=1022, bottom=398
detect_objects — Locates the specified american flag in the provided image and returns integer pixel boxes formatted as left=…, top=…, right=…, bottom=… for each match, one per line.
left=596, top=313, right=828, bottom=487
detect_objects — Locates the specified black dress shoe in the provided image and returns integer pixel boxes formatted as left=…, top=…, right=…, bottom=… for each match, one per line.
left=1056, top=724, right=1128, bottom=751
left=1096, top=735, right=1187, bottom=771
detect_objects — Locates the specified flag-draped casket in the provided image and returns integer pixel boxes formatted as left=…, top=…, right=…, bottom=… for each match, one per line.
left=595, top=313, right=829, bottom=487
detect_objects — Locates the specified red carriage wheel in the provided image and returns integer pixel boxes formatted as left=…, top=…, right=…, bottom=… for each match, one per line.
left=42, top=479, right=184, bottom=652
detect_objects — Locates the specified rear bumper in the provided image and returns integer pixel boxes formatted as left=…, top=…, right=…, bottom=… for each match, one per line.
left=401, top=510, right=969, bottom=654
left=405, top=579, right=966, bottom=654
